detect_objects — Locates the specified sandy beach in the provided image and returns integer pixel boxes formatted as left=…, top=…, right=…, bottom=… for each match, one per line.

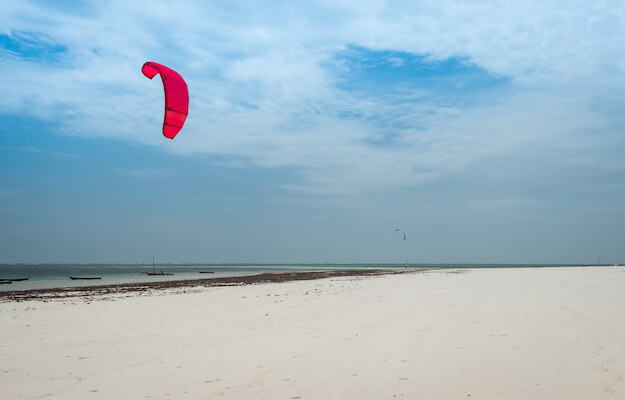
left=1, top=266, right=624, bottom=399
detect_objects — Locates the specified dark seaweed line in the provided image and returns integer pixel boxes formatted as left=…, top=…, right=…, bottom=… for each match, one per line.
left=0, top=269, right=421, bottom=302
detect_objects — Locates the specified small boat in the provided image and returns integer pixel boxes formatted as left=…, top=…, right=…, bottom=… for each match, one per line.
left=0, top=280, right=12, bottom=284
left=145, top=256, right=174, bottom=276
left=199, top=271, right=214, bottom=274
left=145, top=271, right=174, bottom=276
left=0, top=277, right=28, bottom=281
left=69, top=277, right=102, bottom=280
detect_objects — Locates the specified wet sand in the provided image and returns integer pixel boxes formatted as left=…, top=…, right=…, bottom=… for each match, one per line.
left=1, top=267, right=624, bottom=399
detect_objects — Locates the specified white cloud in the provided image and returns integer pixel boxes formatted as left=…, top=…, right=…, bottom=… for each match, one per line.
left=1, top=0, right=624, bottom=195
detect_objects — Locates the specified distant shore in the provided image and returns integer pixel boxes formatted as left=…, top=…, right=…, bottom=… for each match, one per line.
left=0, top=268, right=416, bottom=302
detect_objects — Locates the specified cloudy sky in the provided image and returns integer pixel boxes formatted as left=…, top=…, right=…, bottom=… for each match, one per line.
left=1, top=0, right=624, bottom=264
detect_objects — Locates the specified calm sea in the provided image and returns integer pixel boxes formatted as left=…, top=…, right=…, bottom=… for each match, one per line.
left=0, top=263, right=563, bottom=292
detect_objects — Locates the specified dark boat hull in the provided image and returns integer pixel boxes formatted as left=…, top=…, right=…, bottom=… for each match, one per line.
left=69, top=277, right=102, bottom=280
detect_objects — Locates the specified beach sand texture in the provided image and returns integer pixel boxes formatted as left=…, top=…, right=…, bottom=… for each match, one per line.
left=1, top=267, right=624, bottom=399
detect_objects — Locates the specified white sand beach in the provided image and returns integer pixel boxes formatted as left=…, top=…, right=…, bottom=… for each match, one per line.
left=1, top=266, right=625, bottom=399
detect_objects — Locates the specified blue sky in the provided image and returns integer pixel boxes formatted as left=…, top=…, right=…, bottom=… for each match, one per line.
left=1, top=0, right=624, bottom=264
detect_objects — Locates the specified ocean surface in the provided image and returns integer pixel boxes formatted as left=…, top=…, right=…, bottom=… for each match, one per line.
left=0, top=263, right=572, bottom=292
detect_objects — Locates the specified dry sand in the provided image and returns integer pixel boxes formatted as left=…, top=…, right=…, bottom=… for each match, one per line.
left=1, top=266, right=624, bottom=399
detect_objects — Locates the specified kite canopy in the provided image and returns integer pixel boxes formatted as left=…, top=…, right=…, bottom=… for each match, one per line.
left=395, top=228, right=406, bottom=240
left=142, top=61, right=189, bottom=139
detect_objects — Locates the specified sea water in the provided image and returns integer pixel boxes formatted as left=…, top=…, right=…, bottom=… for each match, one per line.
left=0, top=263, right=563, bottom=292
left=0, top=264, right=307, bottom=291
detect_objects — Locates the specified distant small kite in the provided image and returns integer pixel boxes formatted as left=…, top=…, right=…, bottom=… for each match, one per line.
left=142, top=61, right=189, bottom=139
left=395, top=228, right=406, bottom=240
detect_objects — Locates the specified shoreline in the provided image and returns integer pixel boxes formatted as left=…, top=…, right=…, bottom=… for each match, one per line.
left=0, top=268, right=418, bottom=302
